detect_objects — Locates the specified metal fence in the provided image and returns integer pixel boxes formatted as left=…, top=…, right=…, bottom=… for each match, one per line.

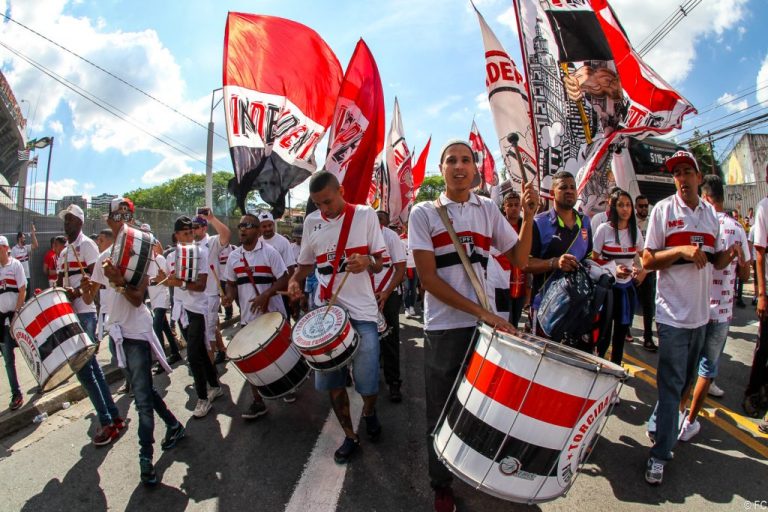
left=724, top=181, right=768, bottom=214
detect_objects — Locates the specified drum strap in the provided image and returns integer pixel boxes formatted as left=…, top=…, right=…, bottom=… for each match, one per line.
left=434, top=198, right=490, bottom=311
left=374, top=266, right=395, bottom=294
left=320, top=202, right=356, bottom=302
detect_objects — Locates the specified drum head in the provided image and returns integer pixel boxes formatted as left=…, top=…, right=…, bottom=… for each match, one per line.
left=227, top=312, right=286, bottom=360
left=292, top=305, right=348, bottom=350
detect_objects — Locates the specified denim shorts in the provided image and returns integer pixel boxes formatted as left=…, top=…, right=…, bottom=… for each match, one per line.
left=698, top=321, right=729, bottom=379
left=314, top=319, right=379, bottom=396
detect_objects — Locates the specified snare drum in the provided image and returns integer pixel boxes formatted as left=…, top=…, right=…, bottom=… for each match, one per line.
left=433, top=323, right=626, bottom=504
left=10, top=288, right=98, bottom=392
left=291, top=305, right=359, bottom=371
left=175, top=243, right=200, bottom=282
left=112, top=225, right=154, bottom=286
left=227, top=312, right=309, bottom=399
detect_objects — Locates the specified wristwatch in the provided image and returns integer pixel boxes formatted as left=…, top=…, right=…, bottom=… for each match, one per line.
left=368, top=255, right=376, bottom=267
left=115, top=286, right=126, bottom=295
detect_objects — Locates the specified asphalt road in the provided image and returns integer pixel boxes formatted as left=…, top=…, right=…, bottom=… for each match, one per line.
left=0, top=304, right=766, bottom=511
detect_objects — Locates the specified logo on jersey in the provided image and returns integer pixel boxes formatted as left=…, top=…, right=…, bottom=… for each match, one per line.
left=459, top=235, right=475, bottom=256
left=668, top=219, right=684, bottom=228
left=690, top=235, right=704, bottom=247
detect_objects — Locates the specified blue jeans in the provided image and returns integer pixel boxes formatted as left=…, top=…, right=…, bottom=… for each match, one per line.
left=315, top=320, right=380, bottom=395
left=153, top=308, right=179, bottom=356
left=76, top=313, right=120, bottom=427
left=651, top=322, right=706, bottom=462
left=699, top=321, right=729, bottom=379
left=123, top=338, right=178, bottom=459
left=404, top=272, right=419, bottom=309
left=1, top=311, right=21, bottom=397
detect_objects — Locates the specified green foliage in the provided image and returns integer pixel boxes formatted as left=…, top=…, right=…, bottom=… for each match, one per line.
left=125, top=172, right=237, bottom=215
left=415, top=175, right=445, bottom=202
left=687, top=130, right=722, bottom=178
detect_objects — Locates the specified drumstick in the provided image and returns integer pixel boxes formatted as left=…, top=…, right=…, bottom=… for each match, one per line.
left=155, top=274, right=172, bottom=287
left=208, top=264, right=226, bottom=297
left=507, top=133, right=537, bottom=211
left=323, top=271, right=350, bottom=319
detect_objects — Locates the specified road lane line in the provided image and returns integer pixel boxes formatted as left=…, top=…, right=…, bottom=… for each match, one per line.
left=284, top=393, right=363, bottom=512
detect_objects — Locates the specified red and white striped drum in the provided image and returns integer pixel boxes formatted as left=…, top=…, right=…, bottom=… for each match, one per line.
left=112, top=225, right=154, bottom=286
left=10, top=288, right=97, bottom=392
left=433, top=323, right=626, bottom=504
left=227, top=312, right=309, bottom=399
left=174, top=243, right=200, bottom=282
left=291, top=305, right=359, bottom=372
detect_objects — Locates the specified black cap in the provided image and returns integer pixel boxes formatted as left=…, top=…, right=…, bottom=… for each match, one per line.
left=174, top=215, right=194, bottom=232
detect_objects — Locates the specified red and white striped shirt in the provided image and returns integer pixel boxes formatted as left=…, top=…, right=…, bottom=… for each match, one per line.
left=0, top=257, right=25, bottom=313
left=58, top=232, right=100, bottom=315
left=593, top=223, right=644, bottom=285
left=372, top=226, right=406, bottom=293
left=225, top=241, right=287, bottom=326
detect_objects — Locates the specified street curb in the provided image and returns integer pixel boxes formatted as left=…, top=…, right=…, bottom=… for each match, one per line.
left=0, top=314, right=241, bottom=439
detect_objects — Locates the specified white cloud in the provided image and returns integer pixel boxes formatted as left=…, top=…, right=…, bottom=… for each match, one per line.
left=717, top=92, right=748, bottom=113
left=758, top=54, right=768, bottom=107
left=28, top=178, right=82, bottom=200
left=495, top=5, right=519, bottom=39
left=141, top=157, right=194, bottom=184
left=49, top=120, right=63, bottom=134
left=475, top=92, right=490, bottom=111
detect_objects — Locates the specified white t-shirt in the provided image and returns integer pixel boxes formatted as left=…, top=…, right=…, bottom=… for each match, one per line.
left=198, top=234, right=223, bottom=296
left=0, top=257, right=25, bottom=313
left=710, top=211, right=750, bottom=323
left=404, top=237, right=415, bottom=268
left=298, top=204, right=386, bottom=323
left=98, top=246, right=116, bottom=316
left=408, top=192, right=519, bottom=330
left=291, top=242, right=301, bottom=264
left=263, top=233, right=297, bottom=268
left=590, top=211, right=609, bottom=229
left=593, top=223, right=645, bottom=285
left=224, top=240, right=287, bottom=326
left=218, top=244, right=235, bottom=280
left=148, top=254, right=171, bottom=310
left=751, top=196, right=768, bottom=293
left=59, top=232, right=100, bottom=315
left=91, top=250, right=154, bottom=337
left=168, top=244, right=209, bottom=315
left=644, top=194, right=721, bottom=329
left=10, top=244, right=31, bottom=278
left=486, top=248, right=511, bottom=316
left=373, top=226, right=407, bottom=293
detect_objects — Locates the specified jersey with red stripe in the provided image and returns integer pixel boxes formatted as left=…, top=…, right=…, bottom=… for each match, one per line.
left=372, top=226, right=406, bottom=293
left=218, top=244, right=235, bottom=278
left=593, top=223, right=644, bottom=284
left=409, top=192, right=518, bottom=330
left=59, top=232, right=100, bottom=314
left=752, top=196, right=768, bottom=292
left=486, top=248, right=511, bottom=315
left=225, top=240, right=287, bottom=326
left=645, top=194, right=721, bottom=328
left=10, top=244, right=31, bottom=277
left=263, top=233, right=296, bottom=268
left=298, top=204, right=385, bottom=323
left=198, top=234, right=223, bottom=296
left=0, top=257, right=25, bottom=313
left=710, top=212, right=750, bottom=323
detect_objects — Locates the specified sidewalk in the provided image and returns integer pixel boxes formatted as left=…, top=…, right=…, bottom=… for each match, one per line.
left=0, top=310, right=240, bottom=439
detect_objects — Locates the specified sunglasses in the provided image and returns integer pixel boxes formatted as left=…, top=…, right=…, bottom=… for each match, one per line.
left=110, top=212, right=133, bottom=222
left=238, top=222, right=258, bottom=230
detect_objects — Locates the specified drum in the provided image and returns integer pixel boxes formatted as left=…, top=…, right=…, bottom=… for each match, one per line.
left=175, top=243, right=200, bottom=282
left=227, top=312, right=309, bottom=399
left=112, top=225, right=154, bottom=286
left=291, top=305, right=359, bottom=372
left=433, top=323, right=627, bottom=504
left=10, top=288, right=98, bottom=392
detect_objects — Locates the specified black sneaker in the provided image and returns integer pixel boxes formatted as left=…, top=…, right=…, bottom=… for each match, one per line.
left=364, top=409, right=382, bottom=441
left=643, top=340, right=658, bottom=352
left=241, top=400, right=268, bottom=420
left=161, top=422, right=185, bottom=450
left=743, top=394, right=762, bottom=418
left=140, top=456, right=158, bottom=486
left=214, top=351, right=227, bottom=365
left=9, top=393, right=23, bottom=411
left=153, top=363, right=166, bottom=375
left=389, top=382, right=403, bottom=403
left=333, top=436, right=360, bottom=464
left=166, top=353, right=182, bottom=365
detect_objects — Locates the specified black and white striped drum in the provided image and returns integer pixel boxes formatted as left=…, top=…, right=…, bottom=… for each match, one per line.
left=174, top=243, right=200, bottom=282
left=291, top=305, right=359, bottom=371
left=227, top=312, right=309, bottom=399
left=111, top=225, right=154, bottom=287
left=10, top=288, right=97, bottom=392
left=433, top=323, right=626, bottom=504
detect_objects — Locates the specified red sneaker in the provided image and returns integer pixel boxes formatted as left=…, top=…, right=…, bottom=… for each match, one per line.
left=9, top=394, right=23, bottom=411
left=113, top=417, right=127, bottom=431
left=434, top=487, right=456, bottom=512
left=93, top=424, right=120, bottom=446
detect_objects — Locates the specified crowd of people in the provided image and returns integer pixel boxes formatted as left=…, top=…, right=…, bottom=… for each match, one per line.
left=0, top=140, right=767, bottom=510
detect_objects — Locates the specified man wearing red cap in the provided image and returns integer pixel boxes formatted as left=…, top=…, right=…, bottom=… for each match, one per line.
left=641, top=151, right=740, bottom=486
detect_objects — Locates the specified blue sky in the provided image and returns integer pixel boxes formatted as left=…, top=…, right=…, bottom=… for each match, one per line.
left=2, top=0, right=766, bottom=209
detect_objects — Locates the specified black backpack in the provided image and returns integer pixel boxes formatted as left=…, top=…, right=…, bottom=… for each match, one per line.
left=536, top=264, right=595, bottom=342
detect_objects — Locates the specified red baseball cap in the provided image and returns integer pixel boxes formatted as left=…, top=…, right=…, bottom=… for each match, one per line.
left=665, top=150, right=699, bottom=173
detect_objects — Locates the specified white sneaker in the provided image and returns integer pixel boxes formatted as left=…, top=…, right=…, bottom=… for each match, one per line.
left=678, top=417, right=701, bottom=442
left=193, top=398, right=212, bottom=418
left=708, top=382, right=725, bottom=398
left=408, top=307, right=417, bottom=317
left=207, top=385, right=223, bottom=402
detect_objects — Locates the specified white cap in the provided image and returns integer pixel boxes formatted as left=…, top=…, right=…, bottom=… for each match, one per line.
left=0, top=235, right=8, bottom=247
left=58, top=204, right=85, bottom=223
left=258, top=211, right=274, bottom=223
left=140, top=223, right=151, bottom=232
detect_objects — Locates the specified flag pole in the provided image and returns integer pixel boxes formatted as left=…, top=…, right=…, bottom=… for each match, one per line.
left=559, top=64, right=593, bottom=144
left=43, top=136, right=55, bottom=216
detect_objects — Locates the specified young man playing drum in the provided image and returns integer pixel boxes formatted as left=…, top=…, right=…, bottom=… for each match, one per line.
left=287, top=171, right=386, bottom=465
left=408, top=140, right=537, bottom=512
left=82, top=197, right=185, bottom=486
left=222, top=212, right=289, bottom=419
left=0, top=235, right=26, bottom=411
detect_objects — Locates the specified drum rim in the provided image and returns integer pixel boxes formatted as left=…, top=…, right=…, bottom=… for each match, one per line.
left=478, top=323, right=627, bottom=379
left=292, top=305, right=350, bottom=350
left=227, top=312, right=288, bottom=361
left=10, top=287, right=69, bottom=332
left=40, top=343, right=99, bottom=392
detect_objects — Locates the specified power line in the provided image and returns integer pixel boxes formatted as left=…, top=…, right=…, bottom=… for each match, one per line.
left=676, top=102, right=768, bottom=139
left=638, top=0, right=702, bottom=57
left=681, top=112, right=768, bottom=146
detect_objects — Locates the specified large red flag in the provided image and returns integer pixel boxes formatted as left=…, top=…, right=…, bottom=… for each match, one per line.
left=469, top=121, right=497, bottom=194
left=223, top=13, right=342, bottom=216
left=325, top=39, right=385, bottom=205
left=412, top=136, right=431, bottom=193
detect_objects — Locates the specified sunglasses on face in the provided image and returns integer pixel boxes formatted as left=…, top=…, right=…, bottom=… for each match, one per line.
left=110, top=212, right=133, bottom=222
left=238, top=222, right=258, bottom=230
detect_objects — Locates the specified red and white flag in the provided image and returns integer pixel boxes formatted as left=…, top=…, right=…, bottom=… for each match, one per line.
left=475, top=5, right=537, bottom=195
left=222, top=13, right=342, bottom=216
left=325, top=39, right=385, bottom=205
left=384, top=98, right=413, bottom=226
left=469, top=121, right=497, bottom=194
left=411, top=136, right=431, bottom=199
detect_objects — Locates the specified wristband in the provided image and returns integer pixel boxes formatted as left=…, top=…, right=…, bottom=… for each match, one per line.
left=549, top=258, right=556, bottom=270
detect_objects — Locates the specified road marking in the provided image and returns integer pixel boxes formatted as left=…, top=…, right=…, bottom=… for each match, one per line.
left=284, top=393, right=363, bottom=512
left=622, top=352, right=768, bottom=458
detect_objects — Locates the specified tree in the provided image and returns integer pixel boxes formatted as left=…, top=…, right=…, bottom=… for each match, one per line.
left=687, top=130, right=722, bottom=178
left=125, top=172, right=236, bottom=215
left=416, top=175, right=445, bottom=202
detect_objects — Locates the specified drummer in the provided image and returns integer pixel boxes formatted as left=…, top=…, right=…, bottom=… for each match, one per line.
left=222, top=212, right=289, bottom=420
left=0, top=235, right=27, bottom=411
left=57, top=204, right=126, bottom=446
left=287, top=170, right=386, bottom=465
left=408, top=139, right=537, bottom=511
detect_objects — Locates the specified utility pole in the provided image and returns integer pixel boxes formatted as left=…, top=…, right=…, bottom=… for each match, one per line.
left=707, top=131, right=716, bottom=175
left=206, top=88, right=223, bottom=209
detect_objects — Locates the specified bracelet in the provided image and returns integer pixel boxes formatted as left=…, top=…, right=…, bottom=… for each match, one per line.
left=549, top=258, right=556, bottom=270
